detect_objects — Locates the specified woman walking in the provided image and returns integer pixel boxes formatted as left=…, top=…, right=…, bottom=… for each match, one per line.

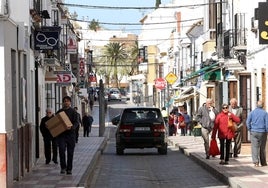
left=212, top=104, right=240, bottom=165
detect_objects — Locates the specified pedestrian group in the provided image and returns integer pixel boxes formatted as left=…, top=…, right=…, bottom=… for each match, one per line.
left=39, top=96, right=94, bottom=175
left=168, top=98, right=268, bottom=167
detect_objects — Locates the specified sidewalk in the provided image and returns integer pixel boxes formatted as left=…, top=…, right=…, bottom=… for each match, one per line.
left=13, top=104, right=107, bottom=188
left=168, top=135, right=268, bottom=188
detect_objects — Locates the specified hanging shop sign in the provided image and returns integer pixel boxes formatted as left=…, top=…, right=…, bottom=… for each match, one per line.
left=34, top=26, right=61, bottom=50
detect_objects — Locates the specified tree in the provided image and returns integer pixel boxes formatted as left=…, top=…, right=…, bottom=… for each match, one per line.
left=88, top=19, right=101, bottom=31
left=70, top=11, right=78, bottom=19
left=128, top=40, right=139, bottom=75
left=155, top=0, right=161, bottom=9
left=103, top=42, right=128, bottom=88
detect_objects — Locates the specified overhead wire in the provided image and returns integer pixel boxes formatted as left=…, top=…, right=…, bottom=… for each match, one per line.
left=60, top=2, right=208, bottom=36
left=70, top=17, right=203, bottom=26
left=58, top=2, right=223, bottom=10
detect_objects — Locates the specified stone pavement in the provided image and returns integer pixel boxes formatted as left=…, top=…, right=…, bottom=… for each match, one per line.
left=168, top=135, right=268, bottom=188
left=12, top=104, right=107, bottom=188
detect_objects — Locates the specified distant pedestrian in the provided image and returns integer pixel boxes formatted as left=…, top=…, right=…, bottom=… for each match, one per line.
left=56, top=96, right=79, bottom=175
left=161, top=107, right=168, bottom=126
left=89, top=99, right=94, bottom=111
left=178, top=102, right=191, bottom=136
left=175, top=112, right=185, bottom=136
left=40, top=108, right=58, bottom=165
left=246, top=100, right=268, bottom=167
left=229, top=98, right=243, bottom=158
left=168, top=111, right=176, bottom=136
left=212, top=104, right=240, bottom=165
left=74, top=107, right=82, bottom=143
left=82, top=112, right=94, bottom=137
left=196, top=98, right=219, bottom=159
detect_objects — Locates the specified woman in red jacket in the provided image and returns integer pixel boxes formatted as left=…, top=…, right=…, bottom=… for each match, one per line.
left=212, top=104, right=240, bottom=165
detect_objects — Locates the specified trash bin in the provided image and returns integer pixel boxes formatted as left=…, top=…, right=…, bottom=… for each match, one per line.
left=193, top=124, right=202, bottom=136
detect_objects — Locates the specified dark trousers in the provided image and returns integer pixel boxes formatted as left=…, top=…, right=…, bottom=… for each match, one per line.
left=83, top=125, right=91, bottom=137
left=180, top=126, right=186, bottom=136
left=219, top=138, right=231, bottom=162
left=57, top=133, right=76, bottom=171
left=43, top=138, right=58, bottom=163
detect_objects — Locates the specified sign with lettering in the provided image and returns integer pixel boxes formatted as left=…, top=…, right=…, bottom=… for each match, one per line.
left=155, top=78, right=167, bottom=90
left=34, top=27, right=61, bottom=50
left=57, top=74, right=72, bottom=83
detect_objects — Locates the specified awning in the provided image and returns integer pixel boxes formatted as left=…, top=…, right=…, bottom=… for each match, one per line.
left=173, top=86, right=198, bottom=103
left=174, top=93, right=197, bottom=103
left=182, top=63, right=221, bottom=82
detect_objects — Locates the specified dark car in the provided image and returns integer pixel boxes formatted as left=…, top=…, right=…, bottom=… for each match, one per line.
left=112, top=107, right=168, bottom=155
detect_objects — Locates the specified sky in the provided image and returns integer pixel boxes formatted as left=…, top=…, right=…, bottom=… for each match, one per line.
left=63, top=0, right=172, bottom=34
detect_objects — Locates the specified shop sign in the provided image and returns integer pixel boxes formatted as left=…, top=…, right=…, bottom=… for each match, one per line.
left=34, top=27, right=61, bottom=50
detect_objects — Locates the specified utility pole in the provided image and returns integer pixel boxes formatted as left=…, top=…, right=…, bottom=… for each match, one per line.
left=99, top=79, right=105, bottom=136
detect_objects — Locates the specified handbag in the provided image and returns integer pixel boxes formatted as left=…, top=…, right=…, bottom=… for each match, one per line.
left=228, top=117, right=237, bottom=132
left=209, top=139, right=220, bottom=157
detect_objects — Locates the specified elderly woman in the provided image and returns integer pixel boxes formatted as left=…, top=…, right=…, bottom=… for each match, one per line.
left=212, top=104, right=240, bottom=165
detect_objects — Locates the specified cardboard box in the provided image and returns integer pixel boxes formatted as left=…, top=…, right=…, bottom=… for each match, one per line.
left=45, top=111, right=73, bottom=137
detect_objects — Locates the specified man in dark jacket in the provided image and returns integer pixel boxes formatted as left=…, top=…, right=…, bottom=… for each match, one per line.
left=56, top=96, right=79, bottom=175
left=74, top=107, right=82, bottom=143
left=82, top=112, right=94, bottom=137
left=40, top=108, right=58, bottom=164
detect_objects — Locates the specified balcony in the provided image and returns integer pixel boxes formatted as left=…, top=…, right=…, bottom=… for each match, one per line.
left=223, top=29, right=246, bottom=58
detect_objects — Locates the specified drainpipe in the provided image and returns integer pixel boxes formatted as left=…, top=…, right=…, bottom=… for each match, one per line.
left=34, top=60, right=39, bottom=158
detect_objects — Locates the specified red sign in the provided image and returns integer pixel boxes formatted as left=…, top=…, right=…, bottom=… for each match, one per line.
left=79, top=58, right=85, bottom=77
left=57, top=74, right=72, bottom=83
left=89, top=75, right=97, bottom=82
left=155, top=78, right=167, bottom=90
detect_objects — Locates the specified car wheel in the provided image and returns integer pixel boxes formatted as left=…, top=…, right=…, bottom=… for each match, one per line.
left=158, top=143, right=168, bottom=155
left=116, top=146, right=124, bottom=155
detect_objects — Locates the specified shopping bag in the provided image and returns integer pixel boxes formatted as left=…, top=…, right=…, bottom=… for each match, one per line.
left=209, top=139, right=220, bottom=157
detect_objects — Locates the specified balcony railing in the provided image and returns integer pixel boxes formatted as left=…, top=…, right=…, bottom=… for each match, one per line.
left=223, top=28, right=246, bottom=58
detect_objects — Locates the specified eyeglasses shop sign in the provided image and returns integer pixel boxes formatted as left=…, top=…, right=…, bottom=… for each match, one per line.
left=34, top=28, right=60, bottom=50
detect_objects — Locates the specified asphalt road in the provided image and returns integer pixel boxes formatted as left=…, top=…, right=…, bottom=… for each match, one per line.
left=87, top=102, right=228, bottom=188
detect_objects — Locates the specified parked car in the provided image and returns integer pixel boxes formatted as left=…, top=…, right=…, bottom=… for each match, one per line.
left=112, top=107, right=168, bottom=155
left=108, top=90, right=122, bottom=101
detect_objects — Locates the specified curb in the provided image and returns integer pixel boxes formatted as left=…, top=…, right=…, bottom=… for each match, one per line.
left=78, top=137, right=108, bottom=187
left=168, top=138, right=230, bottom=186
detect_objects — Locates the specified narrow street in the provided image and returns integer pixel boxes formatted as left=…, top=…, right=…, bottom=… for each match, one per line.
left=87, top=102, right=228, bottom=188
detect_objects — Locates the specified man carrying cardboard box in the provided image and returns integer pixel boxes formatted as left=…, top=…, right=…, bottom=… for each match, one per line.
left=56, top=96, right=79, bottom=175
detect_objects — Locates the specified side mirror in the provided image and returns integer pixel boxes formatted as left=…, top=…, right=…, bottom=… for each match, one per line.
left=111, top=114, right=120, bottom=125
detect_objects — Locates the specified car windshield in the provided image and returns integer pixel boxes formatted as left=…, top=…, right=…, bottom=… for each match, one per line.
left=121, top=109, right=162, bottom=123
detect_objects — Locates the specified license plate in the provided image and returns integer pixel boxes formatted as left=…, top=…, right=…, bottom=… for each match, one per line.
left=135, top=127, right=150, bottom=131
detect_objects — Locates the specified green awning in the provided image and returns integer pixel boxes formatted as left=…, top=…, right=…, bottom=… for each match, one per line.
left=182, top=63, right=220, bottom=82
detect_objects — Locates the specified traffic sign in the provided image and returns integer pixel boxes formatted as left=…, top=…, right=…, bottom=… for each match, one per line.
left=165, top=72, right=178, bottom=85
left=155, top=78, right=167, bottom=90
